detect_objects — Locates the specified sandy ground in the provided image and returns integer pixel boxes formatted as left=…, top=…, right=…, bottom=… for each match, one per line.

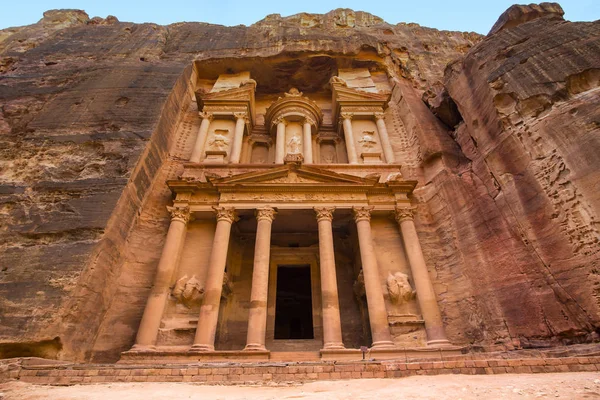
left=1, top=373, right=600, bottom=399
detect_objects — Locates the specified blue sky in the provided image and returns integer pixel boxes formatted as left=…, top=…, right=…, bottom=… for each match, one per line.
left=2, top=0, right=599, bottom=34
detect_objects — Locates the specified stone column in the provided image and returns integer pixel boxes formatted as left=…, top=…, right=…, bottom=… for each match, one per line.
left=191, top=207, right=237, bottom=351
left=230, top=112, right=247, bottom=164
left=275, top=118, right=286, bottom=164
left=303, top=119, right=313, bottom=164
left=341, top=112, right=358, bottom=164
left=395, top=207, right=450, bottom=346
left=133, top=205, right=190, bottom=348
left=190, top=112, right=213, bottom=163
left=315, top=207, right=345, bottom=350
left=244, top=207, right=277, bottom=351
left=353, top=207, right=395, bottom=349
left=374, top=112, right=395, bottom=163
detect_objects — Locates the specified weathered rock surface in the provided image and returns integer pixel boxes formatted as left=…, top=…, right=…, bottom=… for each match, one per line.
left=0, top=3, right=598, bottom=362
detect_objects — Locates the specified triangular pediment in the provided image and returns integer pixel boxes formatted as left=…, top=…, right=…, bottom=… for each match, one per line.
left=332, top=84, right=390, bottom=102
left=199, top=84, right=254, bottom=102
left=209, top=165, right=377, bottom=187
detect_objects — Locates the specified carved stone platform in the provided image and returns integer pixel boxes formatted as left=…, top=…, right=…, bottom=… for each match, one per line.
left=120, top=346, right=464, bottom=364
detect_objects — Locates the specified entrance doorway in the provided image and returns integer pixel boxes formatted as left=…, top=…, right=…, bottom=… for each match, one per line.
left=274, top=265, right=314, bottom=339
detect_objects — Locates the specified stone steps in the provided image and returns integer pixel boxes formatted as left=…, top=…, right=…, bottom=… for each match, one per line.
left=6, top=355, right=600, bottom=385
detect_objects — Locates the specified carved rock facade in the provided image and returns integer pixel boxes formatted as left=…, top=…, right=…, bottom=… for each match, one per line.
left=0, top=4, right=598, bottom=362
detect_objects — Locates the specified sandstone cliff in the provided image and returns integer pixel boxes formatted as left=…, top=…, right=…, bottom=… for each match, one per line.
left=0, top=4, right=598, bottom=362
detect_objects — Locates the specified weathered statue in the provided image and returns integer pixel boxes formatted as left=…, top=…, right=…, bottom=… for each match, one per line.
left=208, top=129, right=230, bottom=151
left=172, top=275, right=204, bottom=308
left=358, top=131, right=377, bottom=150
left=285, top=87, right=303, bottom=97
left=287, top=135, right=302, bottom=154
left=387, top=272, right=416, bottom=304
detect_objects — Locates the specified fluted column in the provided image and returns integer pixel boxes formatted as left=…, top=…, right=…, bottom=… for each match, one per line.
left=341, top=112, right=358, bottom=164
left=244, top=207, right=277, bottom=351
left=275, top=118, right=286, bottom=164
left=133, top=205, right=190, bottom=348
left=230, top=112, right=247, bottom=164
left=395, top=207, right=450, bottom=346
left=374, top=112, right=395, bottom=163
left=353, top=207, right=395, bottom=349
left=191, top=207, right=237, bottom=351
left=315, top=207, right=345, bottom=350
left=190, top=112, right=213, bottom=163
left=303, top=119, right=313, bottom=164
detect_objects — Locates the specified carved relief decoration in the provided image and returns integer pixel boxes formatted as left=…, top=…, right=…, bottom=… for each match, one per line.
left=287, top=135, right=302, bottom=154
left=207, top=129, right=230, bottom=151
left=386, top=272, right=416, bottom=304
left=358, top=131, right=378, bottom=150
left=353, top=269, right=366, bottom=300
left=172, top=275, right=204, bottom=307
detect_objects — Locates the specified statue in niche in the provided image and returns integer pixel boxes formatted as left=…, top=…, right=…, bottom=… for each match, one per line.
left=172, top=275, right=204, bottom=308
left=353, top=270, right=366, bottom=300
left=287, top=135, right=302, bottom=154
left=221, top=272, right=233, bottom=299
left=208, top=129, right=230, bottom=151
left=386, top=272, right=416, bottom=304
left=359, top=131, right=377, bottom=150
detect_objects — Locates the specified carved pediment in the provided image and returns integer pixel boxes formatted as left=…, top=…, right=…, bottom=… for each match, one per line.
left=209, top=165, right=377, bottom=187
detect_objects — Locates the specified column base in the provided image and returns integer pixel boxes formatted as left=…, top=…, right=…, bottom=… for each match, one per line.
left=243, top=344, right=267, bottom=351
left=370, top=340, right=396, bottom=350
left=129, top=344, right=156, bottom=351
left=427, top=339, right=452, bottom=347
left=322, top=342, right=345, bottom=350
left=189, top=344, right=214, bottom=352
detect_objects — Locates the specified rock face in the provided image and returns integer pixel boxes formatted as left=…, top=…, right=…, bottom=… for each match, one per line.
left=0, top=4, right=598, bottom=362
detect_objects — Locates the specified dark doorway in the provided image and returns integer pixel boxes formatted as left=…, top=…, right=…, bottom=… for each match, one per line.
left=274, top=265, right=314, bottom=339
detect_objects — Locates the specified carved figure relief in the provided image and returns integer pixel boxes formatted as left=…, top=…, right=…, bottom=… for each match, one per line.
left=353, top=269, right=366, bottom=300
left=221, top=273, right=233, bottom=299
left=172, top=275, right=204, bottom=307
left=386, top=272, right=416, bottom=304
left=358, top=131, right=377, bottom=150
left=320, top=142, right=337, bottom=163
left=208, top=129, right=230, bottom=151
left=287, top=135, right=302, bottom=154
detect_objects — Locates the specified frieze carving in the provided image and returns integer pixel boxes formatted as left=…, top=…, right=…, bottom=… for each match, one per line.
left=167, top=205, right=190, bottom=223
left=353, top=206, right=373, bottom=222
left=395, top=207, right=416, bottom=223
left=220, top=192, right=365, bottom=203
left=314, top=207, right=335, bottom=222
left=213, top=206, right=237, bottom=223
left=172, top=275, right=204, bottom=307
left=386, top=272, right=416, bottom=304
left=256, top=207, right=277, bottom=222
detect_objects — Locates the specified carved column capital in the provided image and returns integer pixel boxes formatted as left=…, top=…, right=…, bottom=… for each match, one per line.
left=394, top=207, right=416, bottom=223
left=233, top=111, right=248, bottom=121
left=302, top=117, right=316, bottom=127
left=274, top=116, right=288, bottom=126
left=314, top=207, right=335, bottom=222
left=340, top=112, right=353, bottom=121
left=199, top=111, right=214, bottom=120
left=167, top=205, right=191, bottom=224
left=213, top=206, right=237, bottom=223
left=255, top=207, right=277, bottom=222
left=352, top=206, right=373, bottom=223
left=374, top=112, right=385, bottom=121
